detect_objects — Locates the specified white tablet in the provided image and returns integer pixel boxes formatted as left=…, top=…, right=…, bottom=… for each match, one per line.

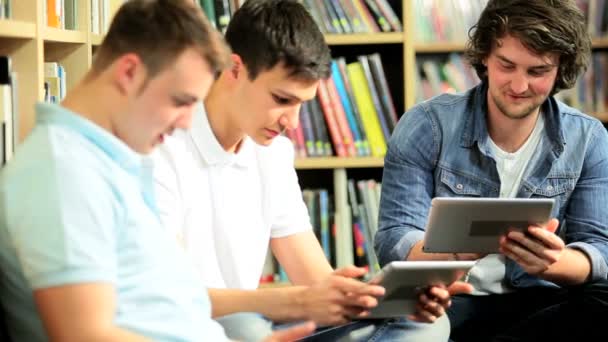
left=362, top=260, right=476, bottom=319
left=422, top=197, right=555, bottom=254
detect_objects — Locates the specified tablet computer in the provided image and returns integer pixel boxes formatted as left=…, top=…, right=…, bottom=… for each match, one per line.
left=422, top=197, right=555, bottom=254
left=361, top=260, right=476, bottom=319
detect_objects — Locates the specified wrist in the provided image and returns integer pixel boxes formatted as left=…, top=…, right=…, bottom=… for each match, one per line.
left=286, top=286, right=309, bottom=321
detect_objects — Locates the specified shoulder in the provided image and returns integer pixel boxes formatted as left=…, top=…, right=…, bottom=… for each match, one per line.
left=254, top=136, right=295, bottom=166
left=555, top=100, right=606, bottom=140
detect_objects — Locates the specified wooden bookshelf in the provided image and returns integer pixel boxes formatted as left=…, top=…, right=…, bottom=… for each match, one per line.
left=295, top=157, right=384, bottom=170
left=0, top=1, right=125, bottom=141
left=414, top=42, right=467, bottom=53
left=0, top=19, right=36, bottom=39
left=91, top=34, right=104, bottom=46
left=325, top=32, right=404, bottom=45
left=592, top=37, right=608, bottom=48
left=43, top=28, right=88, bottom=44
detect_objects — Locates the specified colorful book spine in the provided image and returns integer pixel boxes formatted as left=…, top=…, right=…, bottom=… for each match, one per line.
left=331, top=61, right=366, bottom=156
left=317, top=81, right=347, bottom=156
left=324, top=78, right=357, bottom=157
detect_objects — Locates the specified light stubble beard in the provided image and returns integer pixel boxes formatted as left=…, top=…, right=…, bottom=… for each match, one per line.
left=492, top=92, right=545, bottom=120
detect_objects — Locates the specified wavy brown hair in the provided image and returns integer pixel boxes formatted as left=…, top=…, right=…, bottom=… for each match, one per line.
left=465, top=0, right=591, bottom=94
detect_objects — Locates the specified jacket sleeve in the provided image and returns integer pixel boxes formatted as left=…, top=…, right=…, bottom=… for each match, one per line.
left=375, top=105, right=440, bottom=266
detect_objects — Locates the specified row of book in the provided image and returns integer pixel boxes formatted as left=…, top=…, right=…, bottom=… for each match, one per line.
left=414, top=0, right=488, bottom=43
left=285, top=53, right=398, bottom=158
left=90, top=0, right=125, bottom=34
left=415, top=53, right=481, bottom=102
left=260, top=175, right=382, bottom=284
left=415, top=0, right=608, bottom=43
left=0, top=0, right=11, bottom=19
left=577, top=0, right=608, bottom=38
left=44, top=0, right=124, bottom=32
left=45, top=0, right=79, bottom=30
left=303, top=0, right=402, bottom=34
left=196, top=0, right=245, bottom=33
left=1, top=56, right=17, bottom=168
left=44, top=62, right=67, bottom=104
left=557, top=51, right=608, bottom=120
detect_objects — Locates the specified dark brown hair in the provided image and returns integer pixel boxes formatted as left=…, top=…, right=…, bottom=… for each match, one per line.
left=224, top=0, right=331, bottom=81
left=465, top=0, right=591, bottom=94
left=93, top=0, right=230, bottom=78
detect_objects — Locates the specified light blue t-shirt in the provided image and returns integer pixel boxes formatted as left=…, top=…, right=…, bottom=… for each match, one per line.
left=0, top=103, right=227, bottom=341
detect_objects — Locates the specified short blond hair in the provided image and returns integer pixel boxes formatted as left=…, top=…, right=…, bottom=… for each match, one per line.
left=93, top=0, right=230, bottom=78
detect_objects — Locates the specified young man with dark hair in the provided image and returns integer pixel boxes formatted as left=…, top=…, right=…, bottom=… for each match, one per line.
left=0, top=1, right=314, bottom=341
left=153, top=0, right=470, bottom=341
left=376, top=0, right=608, bottom=341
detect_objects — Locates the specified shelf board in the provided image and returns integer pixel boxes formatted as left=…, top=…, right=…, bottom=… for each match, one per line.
left=592, top=37, right=608, bottom=48
left=592, top=112, right=608, bottom=122
left=324, top=32, right=404, bottom=45
left=91, top=33, right=103, bottom=46
left=415, top=37, right=608, bottom=52
left=43, top=27, right=87, bottom=44
left=0, top=19, right=36, bottom=39
left=415, top=42, right=466, bottom=53
left=295, top=157, right=384, bottom=169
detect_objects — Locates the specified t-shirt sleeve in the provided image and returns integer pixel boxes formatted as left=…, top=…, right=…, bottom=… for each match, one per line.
left=267, top=137, right=313, bottom=238
left=7, top=160, right=118, bottom=289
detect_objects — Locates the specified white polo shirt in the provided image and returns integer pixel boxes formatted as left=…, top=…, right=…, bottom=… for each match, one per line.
left=152, top=103, right=312, bottom=290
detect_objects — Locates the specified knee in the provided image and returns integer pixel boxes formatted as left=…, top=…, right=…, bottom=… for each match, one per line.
left=216, top=312, right=273, bottom=342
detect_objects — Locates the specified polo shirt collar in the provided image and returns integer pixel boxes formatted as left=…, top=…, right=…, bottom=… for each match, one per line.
left=189, top=102, right=254, bottom=169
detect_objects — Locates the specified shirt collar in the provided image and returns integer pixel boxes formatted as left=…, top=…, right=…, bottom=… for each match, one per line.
left=189, top=102, right=254, bottom=169
left=36, top=102, right=144, bottom=175
left=461, top=81, right=565, bottom=154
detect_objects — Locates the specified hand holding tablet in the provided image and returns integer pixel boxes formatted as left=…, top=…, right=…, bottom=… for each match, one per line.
left=360, top=261, right=475, bottom=319
left=423, top=197, right=556, bottom=254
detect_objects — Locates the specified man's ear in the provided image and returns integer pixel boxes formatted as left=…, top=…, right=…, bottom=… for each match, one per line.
left=112, top=53, right=148, bottom=96
left=229, top=53, right=246, bottom=80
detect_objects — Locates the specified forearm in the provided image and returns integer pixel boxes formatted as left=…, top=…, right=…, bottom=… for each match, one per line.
left=208, top=287, right=308, bottom=322
left=405, top=240, right=482, bottom=261
left=46, top=326, right=150, bottom=342
left=406, top=240, right=453, bottom=261
left=540, top=247, right=591, bottom=286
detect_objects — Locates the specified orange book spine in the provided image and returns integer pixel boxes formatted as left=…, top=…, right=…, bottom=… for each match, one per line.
left=324, top=78, right=357, bottom=157
left=47, top=0, right=61, bottom=28
left=316, top=81, right=347, bottom=157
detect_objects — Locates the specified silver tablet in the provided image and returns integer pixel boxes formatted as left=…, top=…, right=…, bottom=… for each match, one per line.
left=422, top=197, right=555, bottom=253
left=362, top=260, right=476, bottom=319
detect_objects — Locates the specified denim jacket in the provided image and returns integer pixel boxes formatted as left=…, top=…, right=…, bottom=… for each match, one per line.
left=375, top=82, right=608, bottom=288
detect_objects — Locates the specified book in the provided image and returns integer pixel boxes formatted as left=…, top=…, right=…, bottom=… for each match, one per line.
left=346, top=62, right=386, bottom=157
left=358, top=55, right=391, bottom=142
left=324, top=78, right=357, bottom=156
left=316, top=80, right=347, bottom=157
left=331, top=61, right=366, bottom=156
left=336, top=58, right=370, bottom=156
left=368, top=53, right=398, bottom=132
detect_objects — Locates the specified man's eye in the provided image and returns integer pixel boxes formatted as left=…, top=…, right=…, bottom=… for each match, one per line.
left=273, top=94, right=290, bottom=105
left=173, top=99, right=189, bottom=106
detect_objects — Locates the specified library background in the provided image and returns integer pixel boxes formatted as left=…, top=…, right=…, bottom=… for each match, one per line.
left=0, top=0, right=607, bottom=285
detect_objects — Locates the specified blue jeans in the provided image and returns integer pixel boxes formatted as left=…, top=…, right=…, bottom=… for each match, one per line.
left=216, top=313, right=450, bottom=342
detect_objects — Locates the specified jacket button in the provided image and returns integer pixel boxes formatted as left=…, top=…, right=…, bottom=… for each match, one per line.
left=546, top=185, right=554, bottom=191
left=456, top=184, right=464, bottom=190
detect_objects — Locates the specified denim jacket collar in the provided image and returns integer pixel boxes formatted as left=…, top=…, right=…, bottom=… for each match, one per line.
left=460, top=81, right=566, bottom=158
